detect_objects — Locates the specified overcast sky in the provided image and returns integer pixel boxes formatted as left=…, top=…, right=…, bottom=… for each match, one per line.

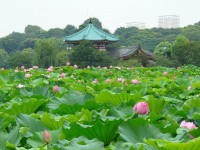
left=0, top=0, right=200, bottom=37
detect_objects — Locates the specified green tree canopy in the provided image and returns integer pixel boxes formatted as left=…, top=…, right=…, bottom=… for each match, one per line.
left=173, top=41, right=200, bottom=66
left=25, top=25, right=43, bottom=35
left=64, top=25, right=76, bottom=36
left=70, top=41, right=113, bottom=68
left=154, top=42, right=171, bottom=57
left=170, top=35, right=189, bottom=56
left=0, top=49, right=9, bottom=68
left=34, top=39, right=57, bottom=68
left=7, top=48, right=35, bottom=68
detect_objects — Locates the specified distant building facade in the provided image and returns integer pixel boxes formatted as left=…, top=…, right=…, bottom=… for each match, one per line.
left=126, top=22, right=146, bottom=29
left=158, top=15, right=180, bottom=28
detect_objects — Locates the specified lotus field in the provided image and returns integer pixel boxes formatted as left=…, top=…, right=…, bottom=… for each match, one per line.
left=1, top=65, right=200, bottom=150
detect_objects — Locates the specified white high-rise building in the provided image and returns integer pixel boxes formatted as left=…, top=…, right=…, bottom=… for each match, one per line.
left=126, top=22, right=146, bottom=29
left=158, top=15, right=180, bottom=28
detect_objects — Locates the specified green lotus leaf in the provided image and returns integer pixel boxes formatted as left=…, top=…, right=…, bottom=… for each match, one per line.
left=118, top=118, right=171, bottom=145
left=96, top=90, right=137, bottom=106
left=63, top=118, right=123, bottom=145
left=4, top=98, right=46, bottom=115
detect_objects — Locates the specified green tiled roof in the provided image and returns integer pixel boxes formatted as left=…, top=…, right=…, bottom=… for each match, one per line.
left=64, top=23, right=119, bottom=42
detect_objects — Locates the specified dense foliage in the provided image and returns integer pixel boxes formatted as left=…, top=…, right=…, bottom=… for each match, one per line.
left=1, top=18, right=200, bottom=68
left=70, top=41, right=113, bottom=68
left=0, top=65, right=200, bottom=149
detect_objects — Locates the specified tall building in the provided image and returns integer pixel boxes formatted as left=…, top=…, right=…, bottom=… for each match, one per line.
left=126, top=22, right=146, bottom=29
left=158, top=15, right=180, bottom=28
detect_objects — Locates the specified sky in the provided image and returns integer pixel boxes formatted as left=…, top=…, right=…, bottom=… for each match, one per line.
left=0, top=0, right=200, bottom=37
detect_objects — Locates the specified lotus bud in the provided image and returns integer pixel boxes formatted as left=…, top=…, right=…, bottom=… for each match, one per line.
left=60, top=73, right=66, bottom=78
left=74, top=65, right=78, bottom=69
left=134, top=101, right=149, bottom=115
left=1, top=68, right=4, bottom=71
left=163, top=72, right=167, bottom=76
left=53, top=85, right=59, bottom=92
left=106, top=78, right=110, bottom=83
left=43, top=129, right=52, bottom=145
left=66, top=62, right=70, bottom=66
left=25, top=74, right=31, bottom=78
left=131, top=79, right=139, bottom=84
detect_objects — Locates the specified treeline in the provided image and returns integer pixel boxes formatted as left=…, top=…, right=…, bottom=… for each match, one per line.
left=0, top=18, right=200, bottom=68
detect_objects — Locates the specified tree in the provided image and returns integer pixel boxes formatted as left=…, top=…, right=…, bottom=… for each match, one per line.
left=56, top=50, right=69, bottom=66
left=173, top=41, right=200, bottom=66
left=0, top=49, right=9, bottom=68
left=25, top=25, right=43, bottom=35
left=46, top=28, right=65, bottom=38
left=70, top=41, right=113, bottom=68
left=21, top=38, right=38, bottom=49
left=0, top=36, right=19, bottom=53
left=154, top=42, right=171, bottom=57
left=181, top=25, right=200, bottom=41
left=64, top=25, right=76, bottom=36
left=34, top=39, right=57, bottom=68
left=170, top=35, right=189, bottom=56
left=7, top=48, right=35, bottom=68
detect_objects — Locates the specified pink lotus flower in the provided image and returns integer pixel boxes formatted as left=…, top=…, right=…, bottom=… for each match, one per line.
left=46, top=75, right=51, bottom=78
left=134, top=102, right=149, bottom=115
left=174, top=77, right=176, bottom=80
left=110, top=66, right=113, bottom=68
left=25, top=74, right=31, bottom=78
left=74, top=65, right=78, bottom=69
left=92, top=79, right=99, bottom=83
left=117, top=78, right=125, bottom=83
left=125, top=81, right=128, bottom=86
left=78, top=80, right=81, bottom=83
left=1, top=68, right=4, bottom=71
left=53, top=85, right=59, bottom=92
left=43, top=129, right=52, bottom=145
left=177, top=67, right=181, bottom=70
left=103, top=67, right=107, bottom=70
left=109, top=71, right=112, bottom=74
left=115, top=66, right=121, bottom=70
left=29, top=68, right=33, bottom=71
left=98, top=66, right=101, bottom=69
left=16, top=84, right=25, bottom=88
left=131, top=79, right=139, bottom=84
left=106, top=78, right=110, bottom=83
left=70, top=75, right=74, bottom=78
left=189, top=77, right=192, bottom=79
left=60, top=73, right=65, bottom=78
left=33, top=66, right=39, bottom=69
left=21, top=66, right=25, bottom=69
left=15, top=69, right=19, bottom=72
left=87, top=66, right=90, bottom=69
left=188, top=86, right=192, bottom=90
left=163, top=72, right=167, bottom=76
left=66, top=62, right=70, bottom=66
left=180, top=120, right=197, bottom=138
left=47, top=66, right=53, bottom=72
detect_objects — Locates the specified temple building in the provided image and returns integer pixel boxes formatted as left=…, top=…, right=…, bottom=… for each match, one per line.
left=64, top=19, right=153, bottom=60
left=64, top=19, right=119, bottom=51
